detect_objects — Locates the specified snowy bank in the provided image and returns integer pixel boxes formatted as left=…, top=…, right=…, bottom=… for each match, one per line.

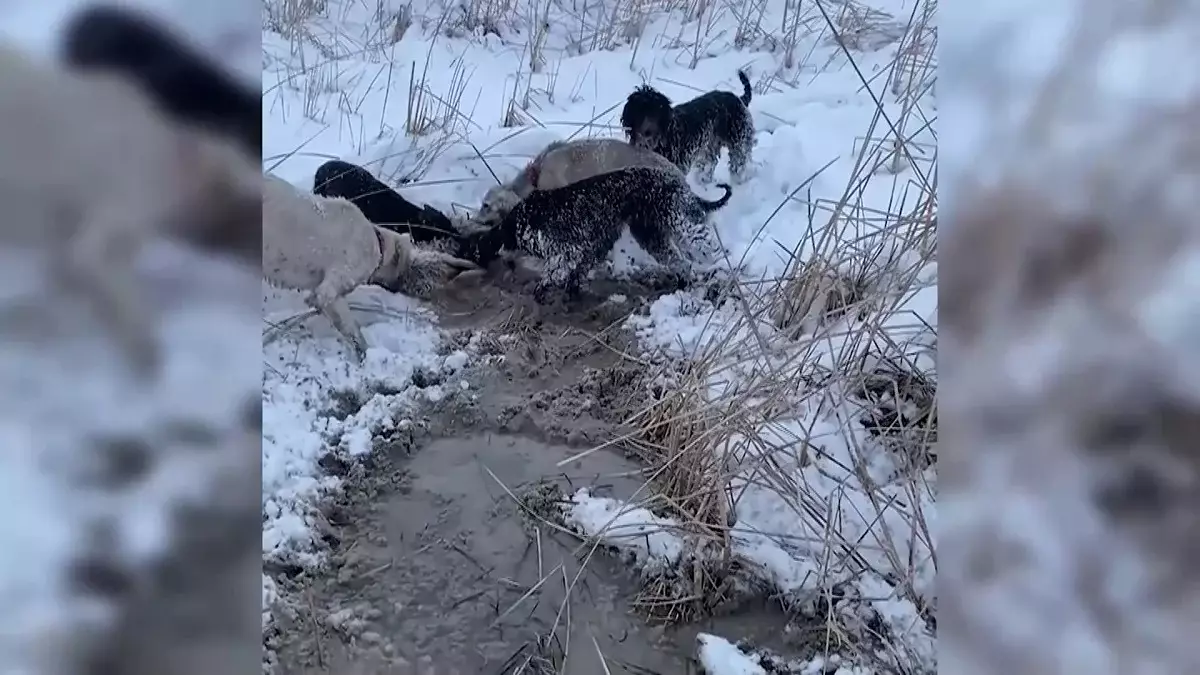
left=261, top=280, right=473, bottom=628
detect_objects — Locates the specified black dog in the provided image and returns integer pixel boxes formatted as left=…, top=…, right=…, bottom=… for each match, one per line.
left=312, top=160, right=461, bottom=244
left=459, top=166, right=732, bottom=302
left=59, top=5, right=260, bottom=159
left=620, top=70, right=755, bottom=185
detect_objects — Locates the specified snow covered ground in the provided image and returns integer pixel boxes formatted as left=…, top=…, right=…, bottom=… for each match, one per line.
left=262, top=0, right=936, bottom=670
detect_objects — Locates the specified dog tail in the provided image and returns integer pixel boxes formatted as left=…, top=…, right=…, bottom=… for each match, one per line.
left=698, top=184, right=734, bottom=213
left=737, top=70, right=752, bottom=106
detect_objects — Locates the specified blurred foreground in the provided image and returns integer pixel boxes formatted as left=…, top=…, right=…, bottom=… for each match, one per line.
left=0, top=2, right=261, bottom=673
left=942, top=0, right=1200, bottom=673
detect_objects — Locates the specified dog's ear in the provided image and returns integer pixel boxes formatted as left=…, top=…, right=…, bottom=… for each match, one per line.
left=620, top=97, right=641, bottom=131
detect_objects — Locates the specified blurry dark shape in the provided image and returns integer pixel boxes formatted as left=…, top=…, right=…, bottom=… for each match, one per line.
left=88, top=434, right=154, bottom=489
left=68, top=554, right=135, bottom=600
left=74, top=438, right=264, bottom=675
left=240, top=395, right=262, bottom=432
left=59, top=4, right=261, bottom=159
left=160, top=418, right=223, bottom=446
left=313, top=159, right=462, bottom=243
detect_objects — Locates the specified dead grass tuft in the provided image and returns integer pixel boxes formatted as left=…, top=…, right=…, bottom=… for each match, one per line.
left=771, top=261, right=871, bottom=338
left=633, top=553, right=762, bottom=623
left=854, top=360, right=936, bottom=468
left=626, top=362, right=733, bottom=534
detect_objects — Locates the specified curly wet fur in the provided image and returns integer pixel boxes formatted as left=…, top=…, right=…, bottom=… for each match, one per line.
left=620, top=70, right=755, bottom=184
left=460, top=167, right=731, bottom=302
left=59, top=4, right=259, bottom=159
left=476, top=138, right=681, bottom=225
left=264, top=174, right=476, bottom=359
left=312, top=160, right=461, bottom=244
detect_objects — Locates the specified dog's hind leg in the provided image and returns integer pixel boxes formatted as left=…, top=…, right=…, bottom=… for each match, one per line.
left=694, top=142, right=721, bottom=184
left=532, top=254, right=585, bottom=304
left=630, top=217, right=694, bottom=290
left=309, top=269, right=368, bottom=360
left=727, top=122, right=755, bottom=185
left=727, top=148, right=750, bottom=185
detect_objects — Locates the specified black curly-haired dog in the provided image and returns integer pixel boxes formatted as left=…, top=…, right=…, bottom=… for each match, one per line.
left=620, top=70, right=755, bottom=185
left=458, top=166, right=732, bottom=302
left=59, top=4, right=260, bottom=158
left=312, top=160, right=462, bottom=244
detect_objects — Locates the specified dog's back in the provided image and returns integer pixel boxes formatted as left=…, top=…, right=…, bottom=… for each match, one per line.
left=534, top=138, right=679, bottom=190
left=264, top=174, right=379, bottom=291
left=313, top=159, right=458, bottom=242
left=494, top=166, right=724, bottom=251
left=59, top=5, right=260, bottom=157
left=477, top=137, right=679, bottom=224
left=313, top=160, right=398, bottom=220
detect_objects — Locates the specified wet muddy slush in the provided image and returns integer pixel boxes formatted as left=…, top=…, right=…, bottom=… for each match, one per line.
left=268, top=267, right=790, bottom=674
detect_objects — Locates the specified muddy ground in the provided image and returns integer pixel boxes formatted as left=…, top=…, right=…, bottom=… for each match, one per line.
left=265, top=264, right=792, bottom=674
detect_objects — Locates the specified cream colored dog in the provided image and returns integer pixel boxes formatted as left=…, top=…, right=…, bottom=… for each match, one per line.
left=263, top=174, right=476, bottom=360
left=0, top=47, right=261, bottom=378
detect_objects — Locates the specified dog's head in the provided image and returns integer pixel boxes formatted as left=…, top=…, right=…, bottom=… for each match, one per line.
left=620, top=85, right=673, bottom=152
left=454, top=220, right=511, bottom=268
left=476, top=183, right=524, bottom=225
left=312, top=159, right=360, bottom=196
left=373, top=230, right=478, bottom=294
